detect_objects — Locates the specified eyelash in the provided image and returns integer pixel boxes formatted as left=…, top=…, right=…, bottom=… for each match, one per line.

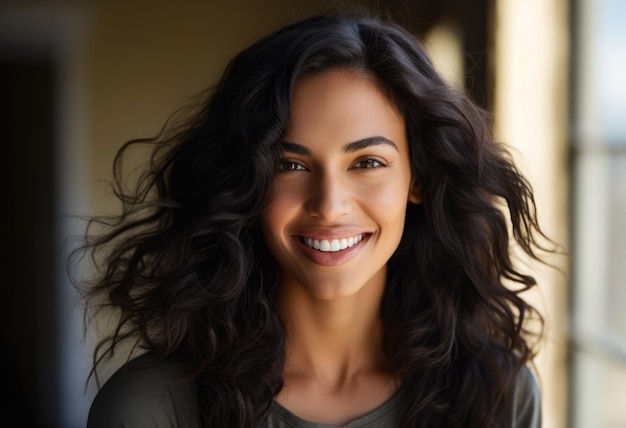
left=350, top=158, right=386, bottom=169
left=276, top=157, right=387, bottom=172
left=277, top=160, right=307, bottom=172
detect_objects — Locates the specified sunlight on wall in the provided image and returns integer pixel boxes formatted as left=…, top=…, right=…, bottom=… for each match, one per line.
left=493, top=1, right=570, bottom=428
left=422, top=19, right=465, bottom=89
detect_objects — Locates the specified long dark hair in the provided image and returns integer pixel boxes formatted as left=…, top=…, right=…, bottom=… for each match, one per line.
left=75, top=12, right=549, bottom=427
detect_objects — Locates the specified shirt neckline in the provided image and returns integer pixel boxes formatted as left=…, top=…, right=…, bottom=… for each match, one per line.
left=268, top=384, right=406, bottom=427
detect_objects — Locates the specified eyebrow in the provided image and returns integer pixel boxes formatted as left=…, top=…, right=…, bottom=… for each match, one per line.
left=279, top=136, right=398, bottom=156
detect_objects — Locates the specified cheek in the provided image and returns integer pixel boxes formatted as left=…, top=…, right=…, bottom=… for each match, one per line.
left=358, top=174, right=411, bottom=216
left=261, top=183, right=301, bottom=243
left=369, top=182, right=408, bottom=207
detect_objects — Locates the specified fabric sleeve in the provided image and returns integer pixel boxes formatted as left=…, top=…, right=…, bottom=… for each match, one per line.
left=508, top=364, right=542, bottom=428
left=87, top=353, right=200, bottom=428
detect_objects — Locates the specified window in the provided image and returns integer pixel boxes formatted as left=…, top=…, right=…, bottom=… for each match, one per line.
left=571, top=0, right=626, bottom=426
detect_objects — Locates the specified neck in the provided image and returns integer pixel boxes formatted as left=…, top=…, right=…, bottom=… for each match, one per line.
left=276, top=269, right=388, bottom=389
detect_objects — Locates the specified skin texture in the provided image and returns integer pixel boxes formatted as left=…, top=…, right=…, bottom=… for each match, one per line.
left=261, top=69, right=421, bottom=424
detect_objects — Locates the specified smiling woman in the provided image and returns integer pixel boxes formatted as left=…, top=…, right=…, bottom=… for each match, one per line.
left=75, top=11, right=550, bottom=428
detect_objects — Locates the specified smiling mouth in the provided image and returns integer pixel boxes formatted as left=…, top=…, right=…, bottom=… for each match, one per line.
left=299, top=234, right=365, bottom=252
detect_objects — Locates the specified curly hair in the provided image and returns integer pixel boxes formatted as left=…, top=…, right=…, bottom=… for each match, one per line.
left=75, top=13, right=549, bottom=427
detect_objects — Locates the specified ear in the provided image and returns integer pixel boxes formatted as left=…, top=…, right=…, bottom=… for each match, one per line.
left=408, top=179, right=423, bottom=204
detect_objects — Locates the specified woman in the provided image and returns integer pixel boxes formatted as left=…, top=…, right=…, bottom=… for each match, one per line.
left=81, top=12, right=547, bottom=427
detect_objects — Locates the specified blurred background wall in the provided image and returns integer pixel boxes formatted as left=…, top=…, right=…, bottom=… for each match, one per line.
left=0, top=0, right=624, bottom=427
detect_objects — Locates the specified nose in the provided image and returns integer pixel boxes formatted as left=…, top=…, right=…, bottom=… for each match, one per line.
left=305, top=172, right=352, bottom=222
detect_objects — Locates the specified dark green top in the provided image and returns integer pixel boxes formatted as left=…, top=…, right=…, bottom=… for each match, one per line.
left=87, top=352, right=541, bottom=427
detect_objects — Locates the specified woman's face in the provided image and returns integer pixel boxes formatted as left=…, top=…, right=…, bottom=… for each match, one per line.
left=262, top=68, right=421, bottom=300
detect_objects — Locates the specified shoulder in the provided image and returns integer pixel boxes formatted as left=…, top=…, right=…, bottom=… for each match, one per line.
left=87, top=352, right=200, bottom=428
left=503, top=363, right=542, bottom=428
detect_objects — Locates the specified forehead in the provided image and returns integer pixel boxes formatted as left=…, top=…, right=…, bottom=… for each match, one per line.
left=285, top=69, right=406, bottom=150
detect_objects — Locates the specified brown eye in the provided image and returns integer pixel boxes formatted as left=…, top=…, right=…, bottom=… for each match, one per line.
left=277, top=160, right=307, bottom=172
left=352, top=158, right=384, bottom=169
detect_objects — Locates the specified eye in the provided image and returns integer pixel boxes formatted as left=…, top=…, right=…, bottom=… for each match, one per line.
left=351, top=158, right=386, bottom=169
left=277, top=159, right=307, bottom=172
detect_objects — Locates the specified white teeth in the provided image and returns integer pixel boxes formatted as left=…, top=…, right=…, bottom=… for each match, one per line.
left=302, top=234, right=364, bottom=252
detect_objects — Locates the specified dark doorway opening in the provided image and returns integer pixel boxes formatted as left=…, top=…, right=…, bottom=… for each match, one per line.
left=0, top=58, right=59, bottom=427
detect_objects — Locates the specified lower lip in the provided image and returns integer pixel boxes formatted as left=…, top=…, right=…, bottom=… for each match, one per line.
left=294, top=235, right=370, bottom=266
